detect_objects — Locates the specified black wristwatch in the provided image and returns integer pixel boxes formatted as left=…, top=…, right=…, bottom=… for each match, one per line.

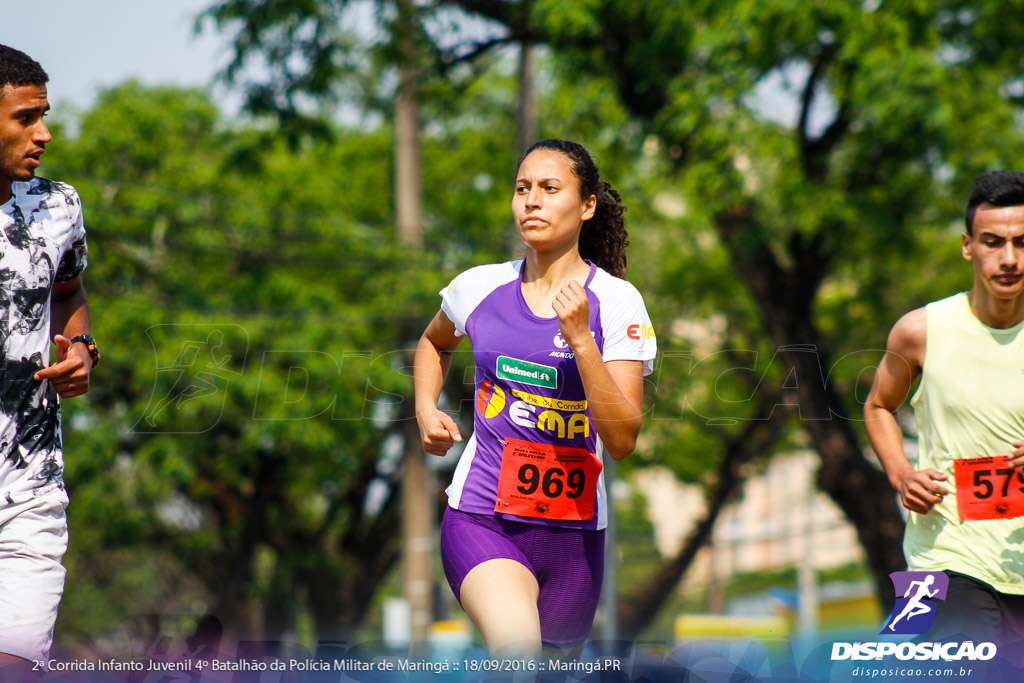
left=70, top=334, right=100, bottom=367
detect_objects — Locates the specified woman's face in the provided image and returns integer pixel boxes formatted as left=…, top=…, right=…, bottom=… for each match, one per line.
left=512, top=149, right=596, bottom=255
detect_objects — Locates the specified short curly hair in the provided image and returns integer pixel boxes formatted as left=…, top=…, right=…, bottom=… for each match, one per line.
left=0, top=44, right=48, bottom=95
left=965, top=171, right=1024, bottom=234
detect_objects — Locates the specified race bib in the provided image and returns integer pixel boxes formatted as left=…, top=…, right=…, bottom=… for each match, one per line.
left=494, top=438, right=602, bottom=521
left=954, top=455, right=1024, bottom=522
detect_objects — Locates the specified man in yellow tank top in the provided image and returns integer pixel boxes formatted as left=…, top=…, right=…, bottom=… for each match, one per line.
left=866, top=170, right=1024, bottom=643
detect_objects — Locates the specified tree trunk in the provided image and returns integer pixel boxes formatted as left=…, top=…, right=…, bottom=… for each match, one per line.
left=618, top=399, right=791, bottom=639
left=716, top=206, right=905, bottom=610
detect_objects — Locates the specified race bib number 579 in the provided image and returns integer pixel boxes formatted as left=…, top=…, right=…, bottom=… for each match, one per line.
left=954, top=455, right=1024, bottom=522
left=494, top=438, right=602, bottom=521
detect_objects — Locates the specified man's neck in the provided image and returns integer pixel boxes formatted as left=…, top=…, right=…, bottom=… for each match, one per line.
left=0, top=179, right=11, bottom=206
left=968, top=289, right=1024, bottom=329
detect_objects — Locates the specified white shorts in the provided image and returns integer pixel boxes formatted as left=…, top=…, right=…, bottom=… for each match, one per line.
left=0, top=489, right=69, bottom=662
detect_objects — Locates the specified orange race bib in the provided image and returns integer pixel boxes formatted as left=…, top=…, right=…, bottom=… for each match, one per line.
left=954, top=455, right=1024, bottom=522
left=494, top=438, right=602, bottom=521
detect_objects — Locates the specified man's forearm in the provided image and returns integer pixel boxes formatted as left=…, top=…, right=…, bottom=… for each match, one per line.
left=51, top=282, right=91, bottom=356
left=865, top=403, right=914, bottom=489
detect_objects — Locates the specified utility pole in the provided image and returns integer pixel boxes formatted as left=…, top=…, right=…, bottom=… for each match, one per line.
left=395, top=53, right=423, bottom=244
left=395, top=0, right=430, bottom=652
left=516, top=40, right=538, bottom=158
left=600, top=451, right=618, bottom=649
left=797, top=491, right=819, bottom=633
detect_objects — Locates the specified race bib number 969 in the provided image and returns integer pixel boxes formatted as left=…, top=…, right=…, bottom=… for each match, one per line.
left=954, top=455, right=1024, bottom=522
left=494, top=438, right=602, bottom=521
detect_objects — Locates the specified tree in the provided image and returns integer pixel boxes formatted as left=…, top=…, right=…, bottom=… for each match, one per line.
left=457, top=0, right=1024, bottom=621
left=195, top=0, right=792, bottom=643
left=46, top=80, right=520, bottom=648
left=189, top=0, right=1024, bottom=641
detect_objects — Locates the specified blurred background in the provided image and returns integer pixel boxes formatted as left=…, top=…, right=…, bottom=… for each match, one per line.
left=3, top=0, right=1017, bottom=663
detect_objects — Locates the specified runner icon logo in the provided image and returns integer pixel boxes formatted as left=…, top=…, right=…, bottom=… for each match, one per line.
left=882, top=571, right=949, bottom=635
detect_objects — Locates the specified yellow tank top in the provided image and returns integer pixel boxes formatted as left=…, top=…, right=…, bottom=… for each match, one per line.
left=908, top=292, right=1024, bottom=593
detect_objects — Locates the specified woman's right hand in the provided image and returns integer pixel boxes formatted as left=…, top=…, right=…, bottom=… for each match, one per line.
left=418, top=408, right=462, bottom=456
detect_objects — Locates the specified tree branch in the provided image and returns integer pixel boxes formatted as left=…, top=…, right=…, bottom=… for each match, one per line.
left=437, top=37, right=513, bottom=74
left=797, top=47, right=834, bottom=149
left=440, top=0, right=528, bottom=33
left=800, top=50, right=855, bottom=181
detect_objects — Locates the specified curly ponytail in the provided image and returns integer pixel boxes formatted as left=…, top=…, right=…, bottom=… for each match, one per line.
left=519, top=139, right=629, bottom=278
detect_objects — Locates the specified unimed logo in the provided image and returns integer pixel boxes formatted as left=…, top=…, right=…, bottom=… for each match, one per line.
left=883, top=570, right=948, bottom=635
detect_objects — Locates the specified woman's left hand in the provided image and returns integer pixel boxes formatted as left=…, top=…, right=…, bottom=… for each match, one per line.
left=552, top=280, right=593, bottom=351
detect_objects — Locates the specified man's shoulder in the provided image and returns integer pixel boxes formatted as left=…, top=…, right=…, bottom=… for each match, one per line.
left=898, top=293, right=972, bottom=342
left=893, top=307, right=927, bottom=339
left=17, top=176, right=77, bottom=196
left=15, top=177, right=81, bottom=213
left=887, top=307, right=927, bottom=367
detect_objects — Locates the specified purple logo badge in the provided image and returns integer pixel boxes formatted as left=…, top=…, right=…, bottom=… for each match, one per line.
left=882, top=571, right=949, bottom=635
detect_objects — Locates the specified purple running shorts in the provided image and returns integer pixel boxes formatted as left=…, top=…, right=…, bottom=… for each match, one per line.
left=440, top=506, right=605, bottom=648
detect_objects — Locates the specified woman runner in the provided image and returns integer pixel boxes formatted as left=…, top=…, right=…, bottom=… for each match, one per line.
left=414, top=139, right=656, bottom=656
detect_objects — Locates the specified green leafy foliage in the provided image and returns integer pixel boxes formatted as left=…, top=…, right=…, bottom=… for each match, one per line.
left=43, top=77, right=523, bottom=650
left=48, top=0, right=1024, bottom=648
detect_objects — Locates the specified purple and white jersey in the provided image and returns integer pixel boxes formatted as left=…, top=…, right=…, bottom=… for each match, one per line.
left=0, top=178, right=88, bottom=505
left=441, top=260, right=656, bottom=530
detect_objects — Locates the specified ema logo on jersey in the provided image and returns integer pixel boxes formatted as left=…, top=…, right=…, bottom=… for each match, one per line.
left=882, top=571, right=948, bottom=635
left=626, top=324, right=655, bottom=341
left=477, top=381, right=506, bottom=418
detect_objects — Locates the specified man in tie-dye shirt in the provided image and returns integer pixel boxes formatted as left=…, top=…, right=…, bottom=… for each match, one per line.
left=0, top=44, right=98, bottom=679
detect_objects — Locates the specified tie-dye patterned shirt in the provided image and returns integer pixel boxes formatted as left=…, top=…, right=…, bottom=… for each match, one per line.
left=440, top=260, right=656, bottom=530
left=0, top=178, right=88, bottom=504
